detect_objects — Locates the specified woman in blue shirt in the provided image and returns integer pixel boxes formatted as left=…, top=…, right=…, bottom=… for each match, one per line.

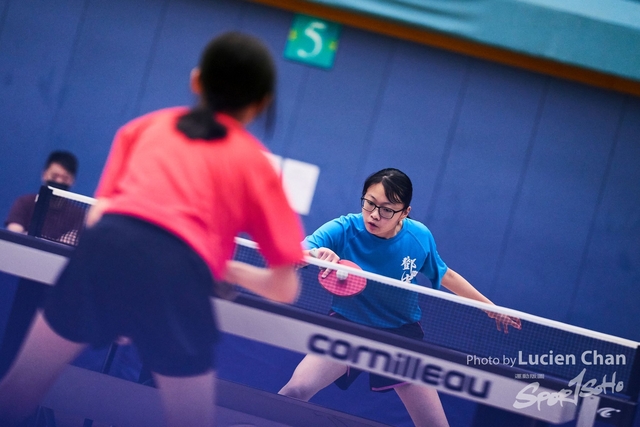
left=279, top=168, right=520, bottom=427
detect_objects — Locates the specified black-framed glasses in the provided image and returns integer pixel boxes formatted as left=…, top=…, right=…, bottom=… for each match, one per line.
left=360, top=198, right=404, bottom=219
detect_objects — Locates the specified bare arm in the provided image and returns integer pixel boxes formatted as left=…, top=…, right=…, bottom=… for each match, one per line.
left=224, top=261, right=299, bottom=304
left=6, top=223, right=26, bottom=234
left=86, top=198, right=111, bottom=228
left=441, top=268, right=521, bottom=333
left=440, top=268, right=493, bottom=303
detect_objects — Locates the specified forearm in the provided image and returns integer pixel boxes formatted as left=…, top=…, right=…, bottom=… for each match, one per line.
left=224, top=261, right=299, bottom=303
left=440, top=268, right=493, bottom=305
left=441, top=268, right=522, bottom=333
left=6, top=223, right=26, bottom=234
left=85, top=198, right=110, bottom=228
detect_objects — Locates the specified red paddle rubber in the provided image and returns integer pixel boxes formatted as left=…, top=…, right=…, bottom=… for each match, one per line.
left=318, top=260, right=367, bottom=297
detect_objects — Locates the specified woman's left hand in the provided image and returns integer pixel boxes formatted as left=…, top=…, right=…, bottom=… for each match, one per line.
left=486, top=311, right=522, bottom=334
left=86, top=198, right=110, bottom=228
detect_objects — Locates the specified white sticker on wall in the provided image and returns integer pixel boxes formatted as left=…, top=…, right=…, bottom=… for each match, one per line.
left=265, top=153, right=283, bottom=174
left=265, top=153, right=319, bottom=216
left=281, top=158, right=320, bottom=215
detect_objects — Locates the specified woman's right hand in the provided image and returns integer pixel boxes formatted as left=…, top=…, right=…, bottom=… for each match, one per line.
left=308, top=247, right=340, bottom=278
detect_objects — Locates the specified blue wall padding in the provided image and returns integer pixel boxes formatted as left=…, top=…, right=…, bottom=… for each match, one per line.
left=493, top=81, right=626, bottom=319
left=567, top=98, right=640, bottom=339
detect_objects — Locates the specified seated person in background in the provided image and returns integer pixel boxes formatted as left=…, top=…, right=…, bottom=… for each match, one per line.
left=5, top=150, right=84, bottom=244
left=0, top=150, right=80, bottom=380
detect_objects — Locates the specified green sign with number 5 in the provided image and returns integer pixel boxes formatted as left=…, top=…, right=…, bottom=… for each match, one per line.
left=284, top=14, right=341, bottom=69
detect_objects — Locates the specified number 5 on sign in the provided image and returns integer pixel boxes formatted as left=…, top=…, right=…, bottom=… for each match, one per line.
left=284, top=14, right=341, bottom=69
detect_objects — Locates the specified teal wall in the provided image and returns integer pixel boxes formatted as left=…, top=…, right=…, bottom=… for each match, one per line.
left=305, top=0, right=640, bottom=82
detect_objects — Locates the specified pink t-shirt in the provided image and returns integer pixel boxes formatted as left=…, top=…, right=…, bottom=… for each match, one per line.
left=95, top=107, right=304, bottom=279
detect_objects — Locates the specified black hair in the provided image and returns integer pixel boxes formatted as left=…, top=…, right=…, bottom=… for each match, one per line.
left=45, top=150, right=78, bottom=177
left=177, top=31, right=276, bottom=140
left=362, top=168, right=413, bottom=208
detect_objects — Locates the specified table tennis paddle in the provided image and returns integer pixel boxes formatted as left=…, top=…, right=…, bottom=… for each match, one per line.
left=317, top=259, right=367, bottom=297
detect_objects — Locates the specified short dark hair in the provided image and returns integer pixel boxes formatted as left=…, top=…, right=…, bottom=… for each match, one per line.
left=45, top=150, right=78, bottom=177
left=177, top=32, right=276, bottom=141
left=362, top=168, right=413, bottom=208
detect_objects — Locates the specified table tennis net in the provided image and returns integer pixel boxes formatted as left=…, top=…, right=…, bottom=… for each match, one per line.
left=232, top=238, right=640, bottom=400
left=28, top=185, right=94, bottom=246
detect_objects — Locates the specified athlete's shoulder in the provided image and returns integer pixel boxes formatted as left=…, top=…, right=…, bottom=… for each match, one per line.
left=311, top=213, right=364, bottom=238
left=232, top=145, right=279, bottom=183
left=305, top=214, right=364, bottom=251
left=402, top=218, right=437, bottom=248
left=404, top=217, right=432, bottom=233
left=14, top=193, right=37, bottom=204
left=335, top=213, right=366, bottom=233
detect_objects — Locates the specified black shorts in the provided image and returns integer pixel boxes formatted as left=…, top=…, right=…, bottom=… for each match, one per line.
left=44, top=214, right=219, bottom=377
left=331, top=311, right=424, bottom=392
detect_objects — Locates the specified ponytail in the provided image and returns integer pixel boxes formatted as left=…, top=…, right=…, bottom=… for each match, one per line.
left=177, top=104, right=227, bottom=141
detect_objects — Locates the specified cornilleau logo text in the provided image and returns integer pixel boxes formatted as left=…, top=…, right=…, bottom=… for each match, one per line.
left=308, top=334, right=491, bottom=399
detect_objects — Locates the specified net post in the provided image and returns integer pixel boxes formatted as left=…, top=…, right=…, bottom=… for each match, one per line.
left=27, top=185, right=53, bottom=237
left=576, top=395, right=600, bottom=427
left=626, top=345, right=640, bottom=402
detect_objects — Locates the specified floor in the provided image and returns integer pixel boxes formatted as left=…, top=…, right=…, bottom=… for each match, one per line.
left=45, top=407, right=293, bottom=427
left=37, top=365, right=389, bottom=427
